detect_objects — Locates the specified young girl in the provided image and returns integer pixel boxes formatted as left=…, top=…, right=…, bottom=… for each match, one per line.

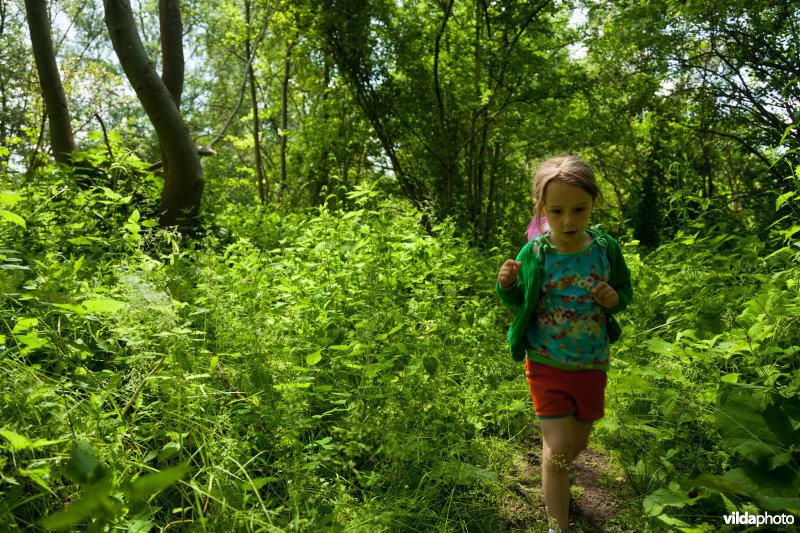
left=496, top=156, right=632, bottom=533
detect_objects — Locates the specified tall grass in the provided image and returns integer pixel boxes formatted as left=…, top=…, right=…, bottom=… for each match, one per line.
left=1, top=175, right=534, bottom=531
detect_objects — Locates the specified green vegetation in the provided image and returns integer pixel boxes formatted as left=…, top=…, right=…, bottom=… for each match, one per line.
left=3, top=0, right=800, bottom=530
left=2, top=152, right=798, bottom=531
left=602, top=160, right=800, bottom=529
left=0, top=166, right=533, bottom=530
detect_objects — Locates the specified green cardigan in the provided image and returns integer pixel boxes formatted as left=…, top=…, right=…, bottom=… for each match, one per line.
left=495, top=228, right=633, bottom=362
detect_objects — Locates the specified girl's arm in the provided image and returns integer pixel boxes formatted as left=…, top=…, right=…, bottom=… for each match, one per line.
left=496, top=267, right=524, bottom=308
left=496, top=243, right=535, bottom=309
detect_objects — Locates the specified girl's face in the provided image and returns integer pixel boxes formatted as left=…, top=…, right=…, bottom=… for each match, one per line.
left=542, top=180, right=594, bottom=251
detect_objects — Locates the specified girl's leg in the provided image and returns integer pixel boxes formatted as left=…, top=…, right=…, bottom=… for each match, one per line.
left=539, top=417, right=595, bottom=529
left=570, top=417, right=594, bottom=460
left=540, top=417, right=573, bottom=529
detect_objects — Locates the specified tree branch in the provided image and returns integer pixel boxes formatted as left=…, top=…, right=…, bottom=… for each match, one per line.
left=201, top=5, right=275, bottom=152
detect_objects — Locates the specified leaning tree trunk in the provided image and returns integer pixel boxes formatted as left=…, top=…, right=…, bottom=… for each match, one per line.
left=159, top=0, right=184, bottom=107
left=24, top=0, right=76, bottom=164
left=104, top=0, right=203, bottom=229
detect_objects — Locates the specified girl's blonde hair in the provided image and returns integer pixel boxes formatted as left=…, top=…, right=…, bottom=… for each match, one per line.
left=532, top=156, right=603, bottom=233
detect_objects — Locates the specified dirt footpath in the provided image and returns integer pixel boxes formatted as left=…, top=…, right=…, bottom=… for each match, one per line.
left=500, top=427, right=631, bottom=532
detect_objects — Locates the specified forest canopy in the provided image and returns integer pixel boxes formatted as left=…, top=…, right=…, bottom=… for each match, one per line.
left=3, top=0, right=797, bottom=242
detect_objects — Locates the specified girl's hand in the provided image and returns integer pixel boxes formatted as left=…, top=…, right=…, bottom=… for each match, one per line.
left=498, top=259, right=522, bottom=289
left=592, top=281, right=619, bottom=309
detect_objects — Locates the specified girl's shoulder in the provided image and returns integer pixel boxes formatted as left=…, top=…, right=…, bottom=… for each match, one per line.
left=516, top=236, right=547, bottom=265
left=589, top=225, right=622, bottom=250
left=516, top=238, right=538, bottom=260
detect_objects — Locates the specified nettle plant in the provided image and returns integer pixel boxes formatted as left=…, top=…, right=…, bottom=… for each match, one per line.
left=187, top=187, right=527, bottom=529
left=0, top=156, right=200, bottom=530
left=600, top=159, right=800, bottom=529
left=3, top=165, right=530, bottom=530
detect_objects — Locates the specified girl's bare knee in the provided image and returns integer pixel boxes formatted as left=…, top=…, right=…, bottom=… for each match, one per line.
left=572, top=438, right=589, bottom=458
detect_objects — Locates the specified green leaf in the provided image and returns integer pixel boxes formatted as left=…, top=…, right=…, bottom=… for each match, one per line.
left=364, top=364, right=381, bottom=379
left=127, top=520, right=156, bottom=533
left=775, top=191, right=796, bottom=209
left=697, top=464, right=800, bottom=508
left=73, top=255, right=85, bottom=274
left=125, top=464, right=187, bottom=503
left=20, top=465, right=54, bottom=493
left=6, top=431, right=66, bottom=451
left=0, top=429, right=33, bottom=451
left=507, top=400, right=527, bottom=414
left=644, top=486, right=691, bottom=516
left=0, top=191, right=22, bottom=205
left=82, top=298, right=125, bottom=313
left=102, top=187, right=122, bottom=201
left=306, top=351, right=322, bottom=366
left=273, top=382, right=312, bottom=390
left=693, top=472, right=749, bottom=497
left=244, top=476, right=281, bottom=490
left=1, top=263, right=29, bottom=270
left=423, top=356, right=439, bottom=376
left=66, top=442, right=109, bottom=485
left=1, top=210, right=26, bottom=228
left=642, top=338, right=677, bottom=357
left=158, top=442, right=181, bottom=462
left=17, top=333, right=50, bottom=351
left=755, top=495, right=800, bottom=514
left=52, top=303, right=87, bottom=314
left=435, top=461, right=498, bottom=486
left=716, top=382, right=799, bottom=466
left=40, top=480, right=113, bottom=529
left=12, top=317, right=38, bottom=333
left=328, top=344, right=349, bottom=351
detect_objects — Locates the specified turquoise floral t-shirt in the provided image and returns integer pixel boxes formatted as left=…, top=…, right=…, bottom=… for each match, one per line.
left=526, top=237, right=611, bottom=371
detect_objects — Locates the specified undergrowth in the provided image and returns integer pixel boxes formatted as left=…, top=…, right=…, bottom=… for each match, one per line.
left=597, top=161, right=800, bottom=530
left=1, top=169, right=534, bottom=531
left=2, top=153, right=798, bottom=531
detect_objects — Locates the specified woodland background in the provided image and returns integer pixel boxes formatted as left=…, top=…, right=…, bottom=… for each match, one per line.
left=1, top=0, right=799, bottom=531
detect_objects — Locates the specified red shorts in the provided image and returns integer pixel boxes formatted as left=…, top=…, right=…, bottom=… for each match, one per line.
left=525, top=359, right=607, bottom=422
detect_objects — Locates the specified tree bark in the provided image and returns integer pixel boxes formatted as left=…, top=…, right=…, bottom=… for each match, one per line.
left=279, top=44, right=292, bottom=201
left=104, top=0, right=203, bottom=228
left=24, top=0, right=77, bottom=164
left=159, top=0, right=184, bottom=107
left=0, top=1, right=8, bottom=156
left=246, top=0, right=267, bottom=204
left=433, top=0, right=455, bottom=213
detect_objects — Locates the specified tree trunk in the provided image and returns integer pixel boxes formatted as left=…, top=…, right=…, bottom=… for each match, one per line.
left=702, top=142, right=713, bottom=198
left=0, top=1, right=8, bottom=158
left=433, top=0, right=454, bottom=214
left=245, top=0, right=267, bottom=204
left=159, top=0, right=184, bottom=107
left=104, top=0, right=203, bottom=228
left=279, top=44, right=292, bottom=200
left=24, top=0, right=77, bottom=164
left=483, top=142, right=499, bottom=240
